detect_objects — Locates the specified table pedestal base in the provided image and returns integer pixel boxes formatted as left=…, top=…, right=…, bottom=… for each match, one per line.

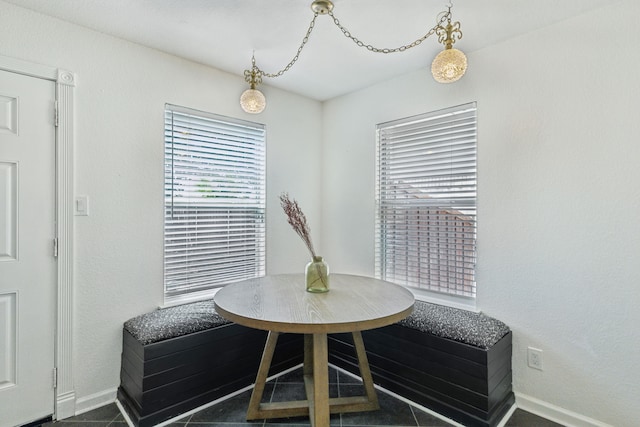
left=246, top=331, right=380, bottom=427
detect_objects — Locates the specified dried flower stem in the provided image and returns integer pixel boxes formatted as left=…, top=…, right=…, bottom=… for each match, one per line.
left=279, top=193, right=318, bottom=259
left=279, top=192, right=329, bottom=290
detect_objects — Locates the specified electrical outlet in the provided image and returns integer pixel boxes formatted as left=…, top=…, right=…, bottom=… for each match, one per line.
left=527, top=347, right=543, bottom=370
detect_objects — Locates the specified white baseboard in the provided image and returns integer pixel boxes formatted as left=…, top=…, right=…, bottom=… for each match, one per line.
left=55, top=390, right=76, bottom=420
left=332, top=363, right=466, bottom=427
left=74, top=388, right=118, bottom=416
left=496, top=403, right=518, bottom=427
left=115, top=400, right=134, bottom=427
left=515, top=392, right=613, bottom=427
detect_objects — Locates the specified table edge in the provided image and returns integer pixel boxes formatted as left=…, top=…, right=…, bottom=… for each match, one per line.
left=215, top=303, right=414, bottom=334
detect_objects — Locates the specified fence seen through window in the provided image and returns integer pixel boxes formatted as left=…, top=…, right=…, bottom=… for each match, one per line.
left=375, top=102, right=477, bottom=298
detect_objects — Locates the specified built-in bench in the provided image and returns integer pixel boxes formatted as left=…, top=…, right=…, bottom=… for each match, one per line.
left=329, top=302, right=514, bottom=427
left=118, top=298, right=513, bottom=427
left=117, top=300, right=303, bottom=427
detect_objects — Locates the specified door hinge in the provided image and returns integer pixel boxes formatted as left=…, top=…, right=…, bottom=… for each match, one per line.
left=54, top=101, right=59, bottom=127
left=53, top=238, right=59, bottom=258
left=52, top=367, right=58, bottom=389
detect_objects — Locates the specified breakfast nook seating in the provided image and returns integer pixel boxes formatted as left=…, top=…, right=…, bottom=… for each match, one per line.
left=118, top=293, right=512, bottom=427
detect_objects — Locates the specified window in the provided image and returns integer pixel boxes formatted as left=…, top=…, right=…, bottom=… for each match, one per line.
left=164, top=104, right=266, bottom=303
left=375, top=102, right=477, bottom=298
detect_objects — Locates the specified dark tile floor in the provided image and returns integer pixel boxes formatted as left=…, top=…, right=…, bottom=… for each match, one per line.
left=43, top=367, right=563, bottom=427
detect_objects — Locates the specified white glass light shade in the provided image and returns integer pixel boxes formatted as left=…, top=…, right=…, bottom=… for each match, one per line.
left=431, top=48, right=467, bottom=83
left=240, top=88, right=266, bottom=114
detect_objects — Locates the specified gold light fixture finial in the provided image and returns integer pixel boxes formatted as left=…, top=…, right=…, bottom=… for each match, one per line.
left=240, top=55, right=266, bottom=114
left=431, top=4, right=467, bottom=83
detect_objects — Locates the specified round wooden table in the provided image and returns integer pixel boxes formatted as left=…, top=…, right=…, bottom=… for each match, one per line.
left=214, top=273, right=414, bottom=427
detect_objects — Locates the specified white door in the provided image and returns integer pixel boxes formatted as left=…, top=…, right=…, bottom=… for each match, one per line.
left=0, top=70, right=56, bottom=426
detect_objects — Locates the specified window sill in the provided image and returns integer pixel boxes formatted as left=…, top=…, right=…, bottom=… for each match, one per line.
left=161, top=288, right=222, bottom=309
left=408, top=287, right=478, bottom=313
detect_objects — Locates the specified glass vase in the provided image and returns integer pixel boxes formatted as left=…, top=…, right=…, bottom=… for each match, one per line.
left=305, top=256, right=329, bottom=293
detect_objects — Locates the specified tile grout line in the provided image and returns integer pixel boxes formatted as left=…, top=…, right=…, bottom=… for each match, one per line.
left=106, top=409, right=122, bottom=426
left=263, top=374, right=278, bottom=427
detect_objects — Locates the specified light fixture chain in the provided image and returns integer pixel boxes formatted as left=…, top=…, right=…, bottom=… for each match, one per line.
left=328, top=10, right=450, bottom=54
left=247, top=5, right=454, bottom=81
left=258, top=13, right=320, bottom=78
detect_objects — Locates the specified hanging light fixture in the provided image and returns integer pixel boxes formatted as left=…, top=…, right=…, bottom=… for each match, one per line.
left=240, top=55, right=266, bottom=114
left=431, top=4, right=467, bottom=83
left=240, top=0, right=467, bottom=113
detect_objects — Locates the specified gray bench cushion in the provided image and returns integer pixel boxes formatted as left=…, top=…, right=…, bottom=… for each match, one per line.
left=124, top=298, right=509, bottom=349
left=124, top=300, right=230, bottom=345
left=399, top=300, right=510, bottom=349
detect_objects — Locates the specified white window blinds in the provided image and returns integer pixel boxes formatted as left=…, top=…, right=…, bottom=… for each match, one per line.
left=375, top=102, right=477, bottom=298
left=164, top=104, right=266, bottom=299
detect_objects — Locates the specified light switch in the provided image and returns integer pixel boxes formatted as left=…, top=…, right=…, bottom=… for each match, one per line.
left=75, top=196, right=89, bottom=216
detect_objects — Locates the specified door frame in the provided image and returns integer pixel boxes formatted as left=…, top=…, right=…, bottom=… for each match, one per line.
left=0, top=54, right=76, bottom=420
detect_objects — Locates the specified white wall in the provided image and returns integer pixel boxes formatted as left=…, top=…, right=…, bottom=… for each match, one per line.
left=3, top=0, right=640, bottom=424
left=323, top=1, right=640, bottom=426
left=0, top=0, right=323, bottom=411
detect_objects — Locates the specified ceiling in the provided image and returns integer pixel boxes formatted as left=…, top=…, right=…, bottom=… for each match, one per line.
left=5, top=0, right=617, bottom=101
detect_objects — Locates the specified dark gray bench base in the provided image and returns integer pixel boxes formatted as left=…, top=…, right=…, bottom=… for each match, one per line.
left=118, top=299, right=512, bottom=427
left=118, top=323, right=303, bottom=427
left=329, top=325, right=513, bottom=427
